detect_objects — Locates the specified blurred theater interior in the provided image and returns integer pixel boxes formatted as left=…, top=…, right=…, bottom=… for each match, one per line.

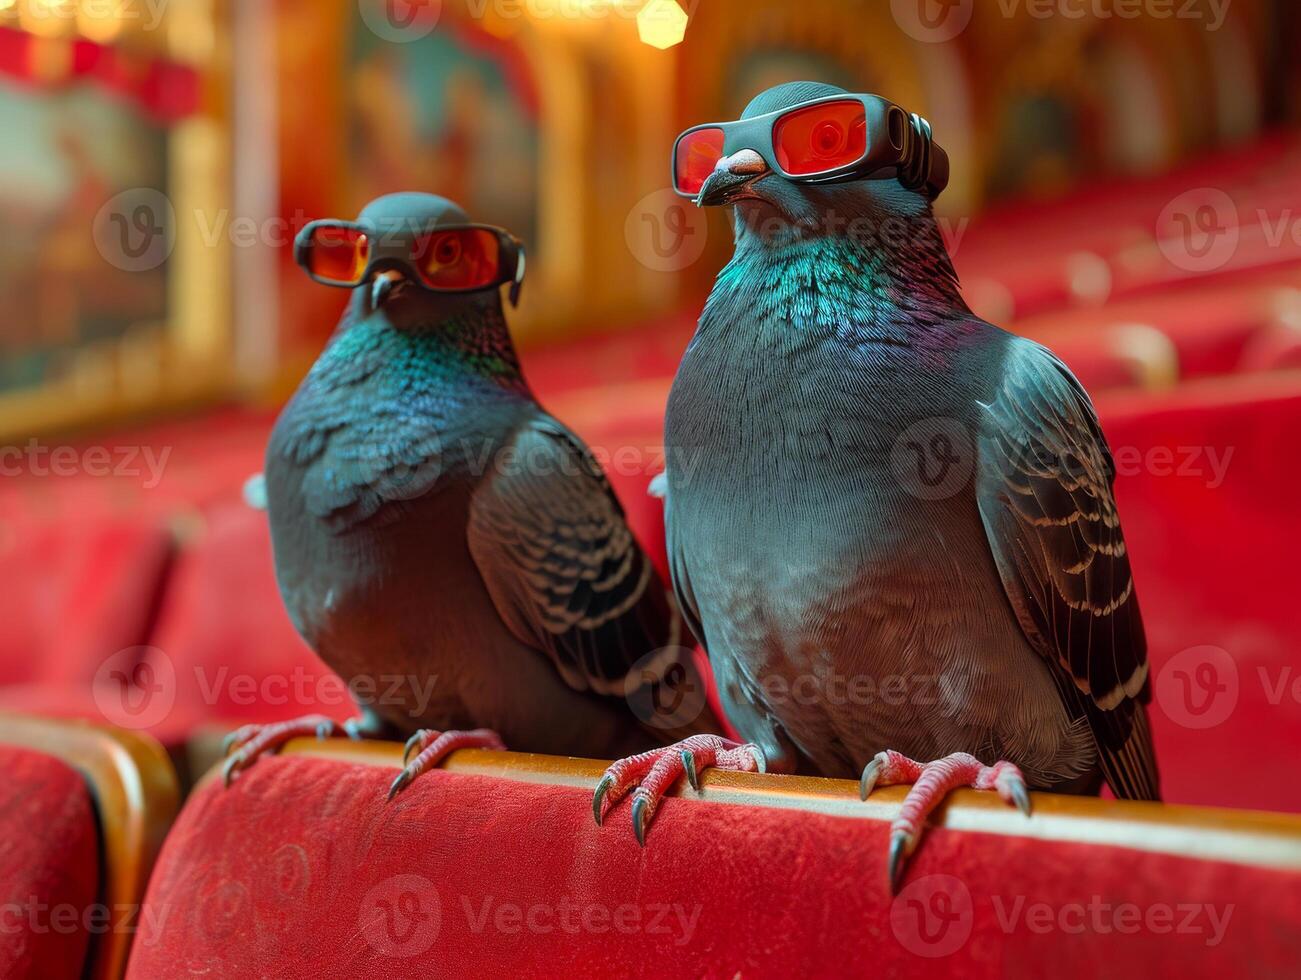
left=1, top=0, right=1301, bottom=976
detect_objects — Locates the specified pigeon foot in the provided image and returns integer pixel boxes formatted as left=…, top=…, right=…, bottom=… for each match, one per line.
left=221, top=714, right=368, bottom=786
left=592, top=734, right=765, bottom=845
left=859, top=750, right=1031, bottom=892
left=386, top=729, right=506, bottom=800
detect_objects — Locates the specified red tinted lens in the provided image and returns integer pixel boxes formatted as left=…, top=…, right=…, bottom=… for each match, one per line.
left=773, top=99, right=867, bottom=176
left=416, top=228, right=501, bottom=290
left=307, top=225, right=369, bottom=284
left=674, top=127, right=725, bottom=194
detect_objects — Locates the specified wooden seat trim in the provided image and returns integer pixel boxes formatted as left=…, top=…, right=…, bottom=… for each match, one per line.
left=207, top=738, right=1301, bottom=873
left=0, top=713, right=180, bottom=980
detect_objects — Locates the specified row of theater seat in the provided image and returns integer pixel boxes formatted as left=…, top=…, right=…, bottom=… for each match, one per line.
left=4, top=714, right=1300, bottom=978
left=4, top=136, right=1301, bottom=976
left=1, top=367, right=1299, bottom=812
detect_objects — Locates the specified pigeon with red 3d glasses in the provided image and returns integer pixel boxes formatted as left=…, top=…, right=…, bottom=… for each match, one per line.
left=224, top=193, right=717, bottom=793
left=593, top=83, right=1159, bottom=888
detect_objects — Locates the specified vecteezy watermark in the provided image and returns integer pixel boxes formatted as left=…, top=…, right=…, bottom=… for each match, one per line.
left=360, top=875, right=442, bottom=958
left=91, top=650, right=450, bottom=729
left=992, top=896, right=1235, bottom=947
left=93, top=188, right=176, bottom=273
left=994, top=0, right=1232, bottom=31
left=0, top=898, right=171, bottom=942
left=1157, top=188, right=1241, bottom=274
left=626, top=188, right=709, bottom=273
left=460, top=0, right=702, bottom=23
left=14, top=0, right=170, bottom=33
left=1153, top=645, right=1239, bottom=729
left=460, top=896, right=701, bottom=946
left=889, top=416, right=1236, bottom=501
left=358, top=877, right=700, bottom=960
left=891, top=874, right=974, bottom=958
left=193, top=666, right=443, bottom=720
left=92, top=647, right=177, bottom=731
left=624, top=646, right=709, bottom=730
left=893, top=0, right=1231, bottom=45
left=357, top=0, right=442, bottom=42
left=891, top=875, right=1235, bottom=958
left=756, top=667, right=973, bottom=719
left=890, top=417, right=976, bottom=501
left=0, top=441, right=171, bottom=489
left=891, top=0, right=975, bottom=43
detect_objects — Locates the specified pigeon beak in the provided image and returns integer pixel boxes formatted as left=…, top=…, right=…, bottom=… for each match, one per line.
left=371, top=270, right=405, bottom=309
left=696, top=149, right=770, bottom=207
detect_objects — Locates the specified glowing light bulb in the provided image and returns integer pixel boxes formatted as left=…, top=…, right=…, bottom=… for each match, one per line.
left=637, top=0, right=687, bottom=49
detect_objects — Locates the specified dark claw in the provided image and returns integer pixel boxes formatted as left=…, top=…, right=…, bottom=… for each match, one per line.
left=387, top=768, right=412, bottom=801
left=403, top=730, right=426, bottom=765
left=888, top=830, right=912, bottom=893
left=860, top=756, right=883, bottom=801
left=631, top=795, right=649, bottom=847
left=592, top=774, right=613, bottom=826
left=1010, top=779, right=1032, bottom=817
left=681, top=750, right=699, bottom=792
left=221, top=753, right=242, bottom=788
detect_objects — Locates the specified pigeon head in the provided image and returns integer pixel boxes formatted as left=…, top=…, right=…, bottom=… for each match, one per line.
left=319, top=192, right=521, bottom=330
left=694, top=81, right=938, bottom=245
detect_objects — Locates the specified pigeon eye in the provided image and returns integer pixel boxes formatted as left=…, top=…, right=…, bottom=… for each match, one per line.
left=432, top=235, right=462, bottom=266
left=812, top=120, right=847, bottom=157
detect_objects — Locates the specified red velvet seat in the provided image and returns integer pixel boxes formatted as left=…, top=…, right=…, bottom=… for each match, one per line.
left=0, top=516, right=173, bottom=688
left=0, top=713, right=179, bottom=979
left=1015, top=270, right=1301, bottom=383
left=126, top=743, right=1301, bottom=979
left=1098, top=373, right=1301, bottom=812
left=0, top=744, right=99, bottom=979
left=146, top=501, right=335, bottom=741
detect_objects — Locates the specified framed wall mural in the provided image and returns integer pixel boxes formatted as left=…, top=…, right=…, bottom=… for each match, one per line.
left=0, top=1, right=229, bottom=440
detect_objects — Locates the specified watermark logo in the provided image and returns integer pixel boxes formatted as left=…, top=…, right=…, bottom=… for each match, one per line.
left=93, top=188, right=175, bottom=273
left=891, top=873, right=973, bottom=957
left=92, top=646, right=176, bottom=730
left=1154, top=645, right=1239, bottom=729
left=358, top=0, right=442, bottom=42
left=625, top=646, right=709, bottom=731
left=200, top=880, right=249, bottom=942
left=891, top=417, right=974, bottom=500
left=626, top=188, right=709, bottom=272
left=891, top=0, right=974, bottom=43
left=1156, top=188, right=1240, bottom=274
left=359, top=874, right=441, bottom=958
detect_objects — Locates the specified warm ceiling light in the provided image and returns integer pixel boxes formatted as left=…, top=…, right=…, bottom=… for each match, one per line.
left=637, top=0, right=687, bottom=49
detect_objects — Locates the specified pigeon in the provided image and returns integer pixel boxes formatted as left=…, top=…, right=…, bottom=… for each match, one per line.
left=223, top=192, right=714, bottom=792
left=593, top=82, right=1160, bottom=886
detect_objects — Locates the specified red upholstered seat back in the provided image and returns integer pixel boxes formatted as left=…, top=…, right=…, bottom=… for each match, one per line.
left=1100, top=375, right=1301, bottom=812
left=0, top=516, right=172, bottom=687
left=0, top=744, right=99, bottom=979
left=145, top=501, right=338, bottom=737
left=126, top=752, right=1301, bottom=979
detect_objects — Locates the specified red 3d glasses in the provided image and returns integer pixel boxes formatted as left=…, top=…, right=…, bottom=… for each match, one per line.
left=672, top=93, right=948, bottom=201
left=294, top=220, right=526, bottom=305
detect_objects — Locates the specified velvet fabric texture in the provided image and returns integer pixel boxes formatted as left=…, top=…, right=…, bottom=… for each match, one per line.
left=0, top=745, right=99, bottom=979
left=0, top=517, right=172, bottom=687
left=126, top=754, right=1299, bottom=979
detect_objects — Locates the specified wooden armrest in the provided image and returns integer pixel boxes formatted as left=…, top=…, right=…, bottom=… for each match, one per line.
left=245, top=738, right=1301, bottom=872
left=0, top=713, right=180, bottom=980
